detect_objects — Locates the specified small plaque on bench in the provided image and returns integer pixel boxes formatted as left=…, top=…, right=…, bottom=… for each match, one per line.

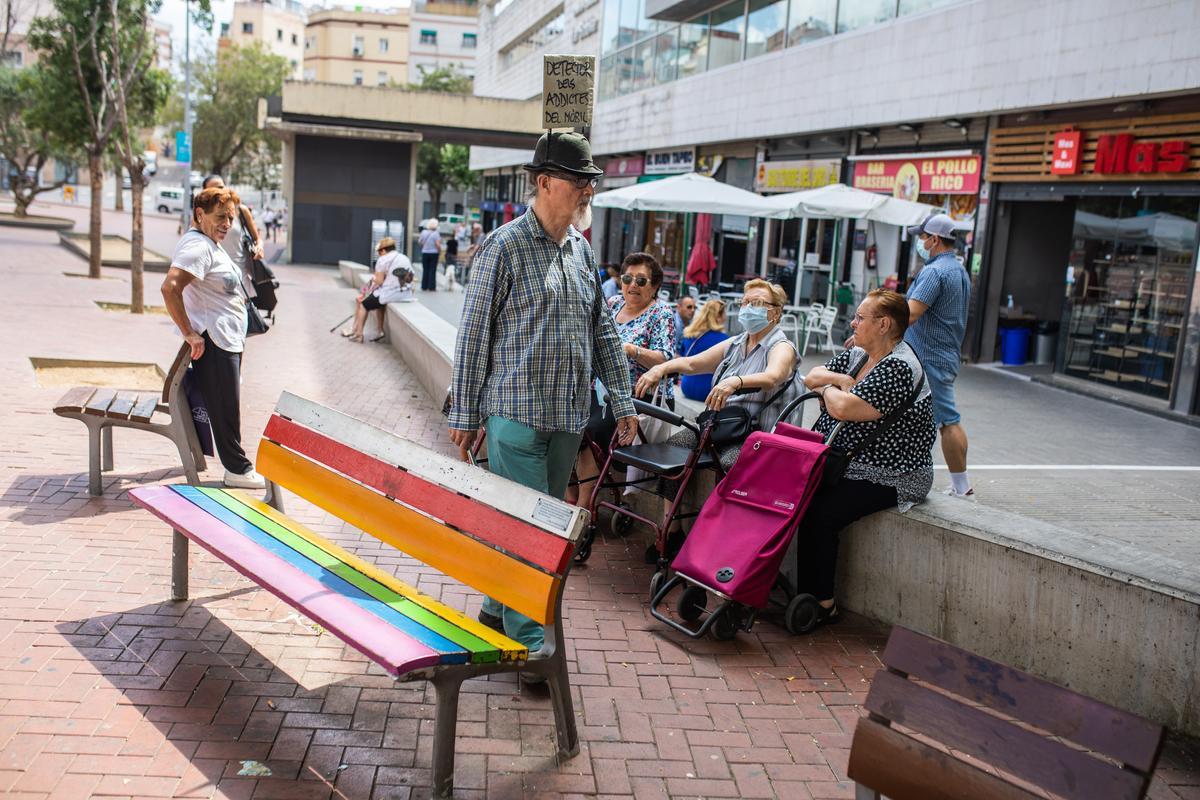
left=532, top=498, right=573, bottom=532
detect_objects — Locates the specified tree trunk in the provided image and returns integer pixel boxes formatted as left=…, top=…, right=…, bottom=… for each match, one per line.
left=88, top=151, right=103, bottom=279
left=129, top=170, right=145, bottom=314
left=430, top=189, right=442, bottom=220
left=12, top=183, right=31, bottom=218
left=113, top=165, right=124, bottom=211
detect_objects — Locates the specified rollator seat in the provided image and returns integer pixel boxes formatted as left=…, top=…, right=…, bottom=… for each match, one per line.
left=611, top=442, right=716, bottom=475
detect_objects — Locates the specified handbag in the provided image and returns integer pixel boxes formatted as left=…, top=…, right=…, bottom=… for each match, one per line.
left=240, top=207, right=279, bottom=316
left=697, top=348, right=798, bottom=445
left=820, top=357, right=923, bottom=489
left=237, top=265, right=271, bottom=337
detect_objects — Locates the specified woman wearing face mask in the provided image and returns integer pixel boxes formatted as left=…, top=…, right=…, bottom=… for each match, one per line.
left=634, top=279, right=798, bottom=559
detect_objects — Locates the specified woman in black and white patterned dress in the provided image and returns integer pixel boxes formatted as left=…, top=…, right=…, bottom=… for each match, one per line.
left=797, top=289, right=936, bottom=628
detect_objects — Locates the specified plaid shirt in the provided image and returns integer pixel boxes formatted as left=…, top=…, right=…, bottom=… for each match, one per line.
left=450, top=209, right=634, bottom=433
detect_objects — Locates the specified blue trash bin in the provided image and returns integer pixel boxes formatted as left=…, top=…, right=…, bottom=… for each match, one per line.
left=1000, top=326, right=1031, bottom=366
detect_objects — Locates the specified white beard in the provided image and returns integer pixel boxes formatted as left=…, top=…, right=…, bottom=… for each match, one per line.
left=572, top=203, right=593, bottom=233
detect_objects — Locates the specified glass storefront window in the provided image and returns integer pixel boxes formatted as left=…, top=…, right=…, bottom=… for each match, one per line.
left=709, top=0, right=746, bottom=70
left=746, top=0, right=788, bottom=59
left=598, top=54, right=615, bottom=101
left=677, top=14, right=709, bottom=79
left=653, top=28, right=679, bottom=84
left=1062, top=196, right=1199, bottom=401
left=787, top=0, right=836, bottom=46
left=836, top=0, right=895, bottom=33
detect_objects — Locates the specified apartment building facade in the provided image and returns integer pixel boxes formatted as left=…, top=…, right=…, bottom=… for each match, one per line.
left=304, top=7, right=411, bottom=86
left=223, top=0, right=306, bottom=79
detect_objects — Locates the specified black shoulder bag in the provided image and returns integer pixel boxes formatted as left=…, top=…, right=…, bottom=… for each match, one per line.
left=821, top=358, right=923, bottom=489
left=697, top=343, right=800, bottom=445
left=239, top=206, right=279, bottom=317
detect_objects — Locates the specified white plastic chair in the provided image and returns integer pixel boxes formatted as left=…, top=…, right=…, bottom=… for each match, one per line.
left=777, top=312, right=802, bottom=350
left=658, top=289, right=672, bottom=303
left=802, top=306, right=838, bottom=355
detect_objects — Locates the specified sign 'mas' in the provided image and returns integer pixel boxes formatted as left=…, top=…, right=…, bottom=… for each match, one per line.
left=1093, top=133, right=1190, bottom=174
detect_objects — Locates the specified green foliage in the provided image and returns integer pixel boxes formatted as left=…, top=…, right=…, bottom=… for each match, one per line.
left=409, top=65, right=476, bottom=214
left=407, top=64, right=474, bottom=94
left=187, top=41, right=290, bottom=176
left=0, top=64, right=80, bottom=215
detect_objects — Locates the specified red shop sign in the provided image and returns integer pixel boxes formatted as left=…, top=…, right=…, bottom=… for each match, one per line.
left=604, top=156, right=644, bottom=178
left=1051, top=129, right=1082, bottom=174
left=1093, top=133, right=1190, bottom=174
left=851, top=155, right=981, bottom=198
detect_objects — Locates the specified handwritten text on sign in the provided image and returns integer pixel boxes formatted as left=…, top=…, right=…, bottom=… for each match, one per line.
left=543, top=54, right=595, bottom=128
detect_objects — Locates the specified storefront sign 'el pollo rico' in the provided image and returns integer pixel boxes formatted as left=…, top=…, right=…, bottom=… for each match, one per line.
left=851, top=155, right=981, bottom=200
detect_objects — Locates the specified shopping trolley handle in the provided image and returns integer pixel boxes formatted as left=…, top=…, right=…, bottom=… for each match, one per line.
left=632, top=398, right=687, bottom=427
left=775, top=391, right=822, bottom=427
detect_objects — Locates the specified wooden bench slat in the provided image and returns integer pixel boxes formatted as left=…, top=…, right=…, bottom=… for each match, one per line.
left=258, top=440, right=561, bottom=626
left=226, top=489, right=526, bottom=662
left=84, top=389, right=117, bottom=416
left=865, top=670, right=1146, bottom=800
left=198, top=487, right=517, bottom=664
left=881, top=627, right=1163, bottom=771
left=54, top=386, right=97, bottom=415
left=107, top=391, right=139, bottom=420
left=264, top=414, right=574, bottom=575
left=174, top=486, right=473, bottom=663
left=128, top=395, right=159, bottom=424
left=275, top=391, right=588, bottom=543
left=129, top=485, right=444, bottom=675
left=847, top=717, right=1041, bottom=800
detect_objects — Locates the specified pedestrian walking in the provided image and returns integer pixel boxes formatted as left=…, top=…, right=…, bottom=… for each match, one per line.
left=418, top=218, right=442, bottom=291
left=262, top=208, right=277, bottom=242
left=160, top=186, right=264, bottom=489
left=448, top=131, right=639, bottom=657
left=904, top=213, right=973, bottom=497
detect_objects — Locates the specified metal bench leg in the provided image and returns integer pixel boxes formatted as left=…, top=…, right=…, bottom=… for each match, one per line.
left=548, top=654, right=580, bottom=759
left=430, top=672, right=465, bottom=798
left=85, top=419, right=103, bottom=496
left=101, top=425, right=113, bottom=472
left=172, top=530, right=189, bottom=601
left=854, top=784, right=880, bottom=800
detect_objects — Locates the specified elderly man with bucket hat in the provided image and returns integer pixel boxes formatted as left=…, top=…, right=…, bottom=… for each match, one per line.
left=449, top=131, right=639, bottom=659
left=904, top=213, right=973, bottom=498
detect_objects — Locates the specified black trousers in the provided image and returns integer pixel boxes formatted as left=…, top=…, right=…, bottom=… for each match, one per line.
left=191, top=332, right=252, bottom=475
left=421, top=252, right=439, bottom=290
left=794, top=478, right=898, bottom=601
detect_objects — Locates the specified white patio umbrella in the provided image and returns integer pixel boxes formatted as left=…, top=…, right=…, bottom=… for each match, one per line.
left=591, top=172, right=789, bottom=217
left=761, top=183, right=936, bottom=226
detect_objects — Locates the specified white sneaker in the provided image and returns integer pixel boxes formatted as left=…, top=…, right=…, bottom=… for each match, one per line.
left=944, top=486, right=976, bottom=501
left=224, top=468, right=266, bottom=489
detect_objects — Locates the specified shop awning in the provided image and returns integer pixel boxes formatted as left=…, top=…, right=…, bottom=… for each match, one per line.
left=591, top=172, right=788, bottom=217
left=761, top=183, right=937, bottom=226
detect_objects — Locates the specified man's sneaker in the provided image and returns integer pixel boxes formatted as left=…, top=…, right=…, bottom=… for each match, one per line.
left=224, top=468, right=266, bottom=489
left=476, top=610, right=504, bottom=632
left=944, top=487, right=976, bottom=501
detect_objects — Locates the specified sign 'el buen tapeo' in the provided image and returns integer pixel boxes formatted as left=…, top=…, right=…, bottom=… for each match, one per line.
left=542, top=54, right=595, bottom=129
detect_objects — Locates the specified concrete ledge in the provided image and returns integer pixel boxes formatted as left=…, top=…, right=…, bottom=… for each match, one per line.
left=338, top=259, right=371, bottom=287
left=0, top=212, right=74, bottom=231
left=385, top=292, right=1199, bottom=736
left=58, top=232, right=170, bottom=271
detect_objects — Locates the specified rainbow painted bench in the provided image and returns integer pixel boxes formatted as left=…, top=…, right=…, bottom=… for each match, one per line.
left=129, top=392, right=588, bottom=797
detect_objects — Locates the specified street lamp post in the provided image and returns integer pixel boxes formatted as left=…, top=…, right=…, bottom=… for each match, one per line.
left=180, top=0, right=192, bottom=229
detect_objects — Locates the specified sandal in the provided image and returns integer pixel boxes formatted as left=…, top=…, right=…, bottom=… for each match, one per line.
left=816, top=602, right=841, bottom=627
left=340, top=329, right=354, bottom=337
left=368, top=332, right=386, bottom=343
left=348, top=334, right=363, bottom=343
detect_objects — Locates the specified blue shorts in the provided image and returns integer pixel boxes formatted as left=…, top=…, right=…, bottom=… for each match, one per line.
left=924, top=360, right=961, bottom=428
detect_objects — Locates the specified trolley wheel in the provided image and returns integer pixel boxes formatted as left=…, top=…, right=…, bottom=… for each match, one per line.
left=573, top=525, right=596, bottom=564
left=649, top=571, right=665, bottom=604
left=785, top=594, right=820, bottom=635
left=711, top=608, right=739, bottom=641
left=610, top=508, right=634, bottom=537
left=677, top=585, right=707, bottom=622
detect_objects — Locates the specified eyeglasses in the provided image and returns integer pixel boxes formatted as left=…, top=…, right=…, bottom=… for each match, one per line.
left=549, top=172, right=600, bottom=190
left=740, top=298, right=779, bottom=308
left=853, top=312, right=884, bottom=323
left=620, top=274, right=650, bottom=287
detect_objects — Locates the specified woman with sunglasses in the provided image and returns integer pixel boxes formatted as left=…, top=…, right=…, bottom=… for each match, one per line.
left=574, top=251, right=676, bottom=512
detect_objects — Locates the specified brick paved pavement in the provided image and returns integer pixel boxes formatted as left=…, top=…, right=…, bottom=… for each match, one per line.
left=0, top=203, right=1197, bottom=798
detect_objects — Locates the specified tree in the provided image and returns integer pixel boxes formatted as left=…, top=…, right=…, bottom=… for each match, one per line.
left=187, top=42, right=290, bottom=176
left=0, top=65, right=78, bottom=217
left=409, top=65, right=478, bottom=217
left=229, top=137, right=280, bottom=208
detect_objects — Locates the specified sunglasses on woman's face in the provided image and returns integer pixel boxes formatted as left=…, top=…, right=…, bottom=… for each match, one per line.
left=621, top=274, right=650, bottom=287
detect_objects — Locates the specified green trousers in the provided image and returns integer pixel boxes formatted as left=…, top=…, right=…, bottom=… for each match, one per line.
left=480, top=415, right=582, bottom=652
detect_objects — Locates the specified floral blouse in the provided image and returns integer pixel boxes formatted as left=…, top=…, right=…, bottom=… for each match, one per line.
left=607, top=295, right=676, bottom=401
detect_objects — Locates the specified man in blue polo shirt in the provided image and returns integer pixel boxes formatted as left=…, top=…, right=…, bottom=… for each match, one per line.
left=905, top=214, right=973, bottom=497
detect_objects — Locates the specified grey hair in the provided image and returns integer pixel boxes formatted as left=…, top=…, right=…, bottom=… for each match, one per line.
left=524, top=169, right=543, bottom=204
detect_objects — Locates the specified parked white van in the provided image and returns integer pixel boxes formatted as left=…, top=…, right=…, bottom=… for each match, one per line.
left=156, top=187, right=185, bottom=214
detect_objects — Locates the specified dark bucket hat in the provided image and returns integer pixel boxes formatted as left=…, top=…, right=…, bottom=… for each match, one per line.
left=523, top=132, right=604, bottom=177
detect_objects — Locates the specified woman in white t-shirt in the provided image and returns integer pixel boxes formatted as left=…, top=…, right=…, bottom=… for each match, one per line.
left=341, top=237, right=414, bottom=342
left=160, top=186, right=263, bottom=490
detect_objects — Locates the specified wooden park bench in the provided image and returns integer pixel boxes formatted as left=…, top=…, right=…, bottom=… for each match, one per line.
left=129, top=391, right=587, bottom=797
left=53, top=343, right=205, bottom=496
left=848, top=625, right=1165, bottom=800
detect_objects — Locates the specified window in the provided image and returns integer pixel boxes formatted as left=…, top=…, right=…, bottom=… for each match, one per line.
left=601, top=0, right=621, bottom=53
left=303, top=67, right=316, bottom=81
left=220, top=22, right=229, bottom=37
left=836, top=0, right=895, bottom=33
left=708, top=0, right=745, bottom=70
left=353, top=69, right=363, bottom=85
left=378, top=71, right=388, bottom=85
left=632, top=37, right=654, bottom=92
left=353, top=35, right=364, bottom=56
left=420, top=29, right=437, bottom=45
left=598, top=54, right=615, bottom=100
left=379, top=37, right=389, bottom=53
left=290, top=59, right=297, bottom=70
left=292, top=33, right=299, bottom=45
left=276, top=28, right=283, bottom=41
left=787, top=0, right=836, bottom=46
left=242, top=22, right=253, bottom=34
left=462, top=32, right=477, bottom=49
left=652, top=28, right=677, bottom=85
left=745, top=0, right=787, bottom=60
left=677, top=14, right=709, bottom=80
left=899, top=0, right=960, bottom=14
left=1, top=49, right=22, bottom=67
